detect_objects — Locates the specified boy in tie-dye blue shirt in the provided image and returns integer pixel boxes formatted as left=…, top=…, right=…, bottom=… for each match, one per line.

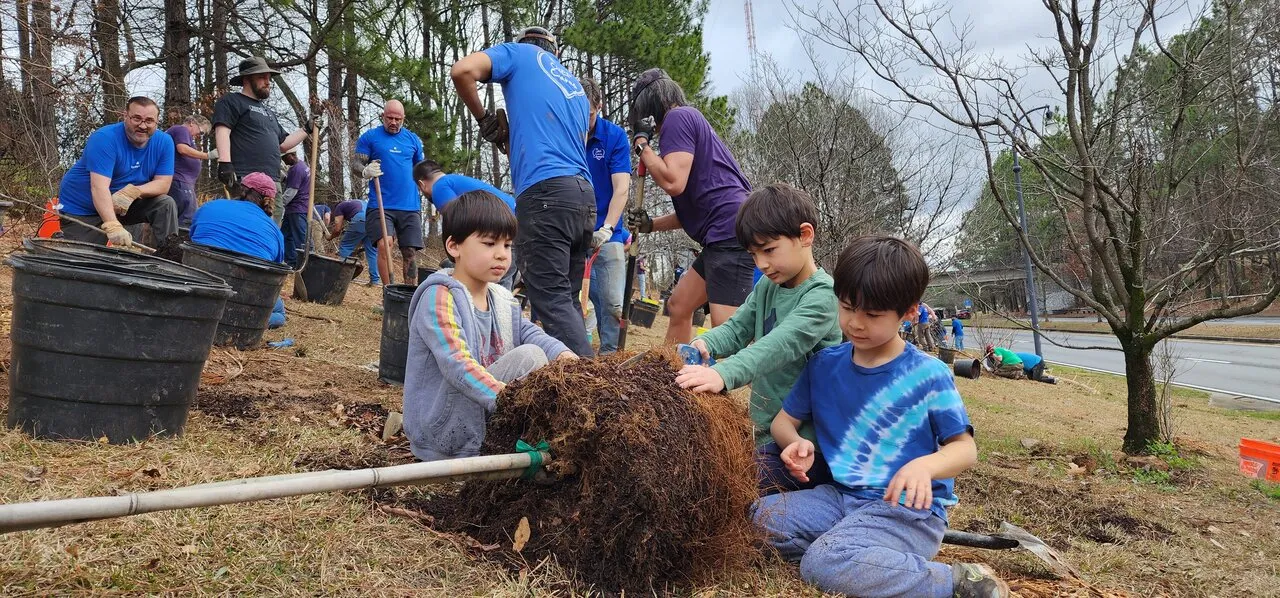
left=752, top=234, right=1008, bottom=598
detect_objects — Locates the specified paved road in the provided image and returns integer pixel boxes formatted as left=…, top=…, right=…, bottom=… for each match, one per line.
left=1012, top=315, right=1280, bottom=326
left=996, top=330, right=1279, bottom=404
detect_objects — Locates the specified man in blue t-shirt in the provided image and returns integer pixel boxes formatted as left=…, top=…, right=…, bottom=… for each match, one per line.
left=353, top=99, right=426, bottom=285
left=580, top=77, right=632, bottom=354
left=58, top=96, right=179, bottom=248
left=752, top=234, right=1006, bottom=598
left=451, top=26, right=595, bottom=357
left=412, top=159, right=515, bottom=212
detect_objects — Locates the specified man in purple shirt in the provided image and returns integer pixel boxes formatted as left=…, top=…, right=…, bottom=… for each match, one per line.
left=626, top=68, right=755, bottom=344
left=165, top=114, right=214, bottom=227
left=329, top=199, right=380, bottom=285
left=280, top=151, right=311, bottom=267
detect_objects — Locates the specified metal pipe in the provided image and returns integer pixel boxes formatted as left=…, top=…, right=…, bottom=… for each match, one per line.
left=0, top=451, right=544, bottom=534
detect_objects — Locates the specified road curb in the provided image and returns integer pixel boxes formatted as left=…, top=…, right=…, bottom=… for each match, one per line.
left=979, top=325, right=1280, bottom=346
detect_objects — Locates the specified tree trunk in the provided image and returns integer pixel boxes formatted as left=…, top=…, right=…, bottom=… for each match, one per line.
left=1121, top=339, right=1161, bottom=454
left=163, top=0, right=193, bottom=119
left=325, top=0, right=347, bottom=202
left=16, top=0, right=31, bottom=94
left=29, top=0, right=56, bottom=163
left=212, top=0, right=230, bottom=92
left=94, top=0, right=127, bottom=120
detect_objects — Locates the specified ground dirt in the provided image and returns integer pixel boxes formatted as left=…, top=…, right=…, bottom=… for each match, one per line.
left=0, top=224, right=1277, bottom=596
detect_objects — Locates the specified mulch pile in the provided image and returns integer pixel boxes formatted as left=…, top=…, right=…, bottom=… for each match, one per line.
left=152, top=230, right=191, bottom=263
left=425, top=350, right=760, bottom=594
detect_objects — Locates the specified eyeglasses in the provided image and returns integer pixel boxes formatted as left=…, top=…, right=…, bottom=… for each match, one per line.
left=127, top=115, right=158, bottom=126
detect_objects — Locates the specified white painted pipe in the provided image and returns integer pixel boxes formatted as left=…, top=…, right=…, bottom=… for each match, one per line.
left=0, top=451, right=545, bottom=534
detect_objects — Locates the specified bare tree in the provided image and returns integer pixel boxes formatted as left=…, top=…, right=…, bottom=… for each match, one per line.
left=791, top=0, right=1280, bottom=452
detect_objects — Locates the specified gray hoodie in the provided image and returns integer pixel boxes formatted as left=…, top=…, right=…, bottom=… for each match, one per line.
left=403, top=269, right=568, bottom=460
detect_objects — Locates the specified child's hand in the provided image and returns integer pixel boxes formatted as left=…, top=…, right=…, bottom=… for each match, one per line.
left=780, top=439, right=816, bottom=482
left=556, top=351, right=578, bottom=361
left=689, top=338, right=710, bottom=362
left=884, top=457, right=934, bottom=510
left=675, top=364, right=725, bottom=393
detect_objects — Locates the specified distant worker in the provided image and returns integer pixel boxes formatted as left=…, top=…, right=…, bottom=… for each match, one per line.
left=451, top=25, right=595, bottom=357
left=984, top=344, right=1046, bottom=381
left=279, top=151, right=312, bottom=267
left=951, top=315, right=965, bottom=350
left=165, top=114, right=214, bottom=227
left=190, top=172, right=287, bottom=328
left=579, top=77, right=633, bottom=355
left=212, top=56, right=311, bottom=223
left=353, top=99, right=426, bottom=285
left=914, top=303, right=937, bottom=351
left=412, top=159, right=515, bottom=212
left=57, top=96, right=179, bottom=248
left=329, top=199, right=380, bottom=286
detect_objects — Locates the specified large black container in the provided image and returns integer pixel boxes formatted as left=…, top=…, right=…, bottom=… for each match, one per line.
left=181, top=242, right=292, bottom=349
left=6, top=251, right=233, bottom=443
left=954, top=358, right=982, bottom=380
left=417, top=266, right=438, bottom=285
left=378, top=284, right=417, bottom=385
left=294, top=250, right=359, bottom=305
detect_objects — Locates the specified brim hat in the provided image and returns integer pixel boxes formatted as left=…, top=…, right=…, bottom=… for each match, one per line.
left=241, top=172, right=278, bottom=198
left=230, top=56, right=282, bottom=87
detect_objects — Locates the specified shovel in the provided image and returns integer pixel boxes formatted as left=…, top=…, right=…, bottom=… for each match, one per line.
left=943, top=522, right=1079, bottom=579
left=292, top=117, right=322, bottom=302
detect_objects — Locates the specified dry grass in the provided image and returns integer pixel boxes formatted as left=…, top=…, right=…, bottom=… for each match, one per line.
left=970, top=315, right=1280, bottom=341
left=0, top=229, right=1278, bottom=595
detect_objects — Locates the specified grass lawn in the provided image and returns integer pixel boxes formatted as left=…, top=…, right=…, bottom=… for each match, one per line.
left=0, top=230, right=1277, bottom=596
left=968, top=315, right=1280, bottom=341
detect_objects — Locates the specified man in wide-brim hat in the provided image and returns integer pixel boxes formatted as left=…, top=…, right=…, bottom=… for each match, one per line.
left=211, top=56, right=312, bottom=224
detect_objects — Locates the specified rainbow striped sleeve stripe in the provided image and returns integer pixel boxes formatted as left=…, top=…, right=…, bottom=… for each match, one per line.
left=428, top=286, right=502, bottom=399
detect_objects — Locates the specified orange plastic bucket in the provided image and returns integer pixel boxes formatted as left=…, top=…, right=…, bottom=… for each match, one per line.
left=1239, top=439, right=1280, bottom=482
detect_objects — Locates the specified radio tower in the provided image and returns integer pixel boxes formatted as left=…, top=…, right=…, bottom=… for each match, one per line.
left=744, top=0, right=759, bottom=78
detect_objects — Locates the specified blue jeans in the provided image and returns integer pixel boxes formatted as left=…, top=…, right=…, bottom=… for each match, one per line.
left=588, top=242, right=625, bottom=353
left=169, top=180, right=197, bottom=228
left=752, top=485, right=951, bottom=598
left=954, top=333, right=964, bottom=350
left=637, top=270, right=646, bottom=299
left=338, top=213, right=379, bottom=284
left=268, top=297, right=286, bottom=329
left=281, top=212, right=309, bottom=268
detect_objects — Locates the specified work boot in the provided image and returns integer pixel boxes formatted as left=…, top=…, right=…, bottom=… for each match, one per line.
left=951, top=563, right=1009, bottom=598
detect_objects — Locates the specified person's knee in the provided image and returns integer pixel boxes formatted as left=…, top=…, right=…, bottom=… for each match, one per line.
left=798, top=538, right=877, bottom=595
left=509, top=344, right=549, bottom=375
left=666, top=291, right=697, bottom=317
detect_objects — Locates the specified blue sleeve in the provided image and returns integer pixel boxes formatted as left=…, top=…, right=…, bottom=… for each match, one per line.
left=608, top=128, right=631, bottom=175
left=780, top=359, right=815, bottom=421
left=926, top=368, right=972, bottom=443
left=83, top=131, right=116, bottom=178
left=431, top=179, right=458, bottom=210
left=414, top=134, right=425, bottom=162
left=483, top=43, right=517, bottom=84
left=155, top=134, right=175, bottom=176
left=355, top=130, right=372, bottom=158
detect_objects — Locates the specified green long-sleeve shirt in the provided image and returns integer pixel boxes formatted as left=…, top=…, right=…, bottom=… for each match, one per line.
left=698, top=268, right=843, bottom=446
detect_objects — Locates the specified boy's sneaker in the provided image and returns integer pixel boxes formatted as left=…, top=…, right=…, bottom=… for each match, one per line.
left=951, top=564, right=1009, bottom=598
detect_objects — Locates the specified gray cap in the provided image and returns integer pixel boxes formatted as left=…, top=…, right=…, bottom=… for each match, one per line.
left=230, top=56, right=282, bottom=86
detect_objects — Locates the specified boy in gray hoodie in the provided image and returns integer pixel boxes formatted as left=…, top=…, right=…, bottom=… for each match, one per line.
left=403, top=191, right=576, bottom=461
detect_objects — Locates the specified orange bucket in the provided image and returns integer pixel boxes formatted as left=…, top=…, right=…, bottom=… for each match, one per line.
left=1239, top=439, right=1280, bottom=482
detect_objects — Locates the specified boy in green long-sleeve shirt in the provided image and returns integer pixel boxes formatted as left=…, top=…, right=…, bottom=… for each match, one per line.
left=676, top=183, right=842, bottom=494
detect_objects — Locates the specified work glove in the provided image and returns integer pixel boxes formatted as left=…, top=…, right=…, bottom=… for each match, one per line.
left=591, top=225, right=613, bottom=249
left=217, top=162, right=238, bottom=190
left=478, top=109, right=510, bottom=153
left=361, top=159, right=383, bottom=179
left=110, top=184, right=143, bottom=216
left=101, top=220, right=133, bottom=248
left=626, top=208, right=653, bottom=234
left=206, top=148, right=219, bottom=162
left=631, top=116, right=655, bottom=155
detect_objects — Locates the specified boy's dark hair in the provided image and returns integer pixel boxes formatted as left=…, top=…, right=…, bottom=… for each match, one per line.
left=832, top=234, right=930, bottom=316
left=441, top=190, right=518, bottom=248
left=413, top=159, right=443, bottom=182
left=735, top=182, right=819, bottom=249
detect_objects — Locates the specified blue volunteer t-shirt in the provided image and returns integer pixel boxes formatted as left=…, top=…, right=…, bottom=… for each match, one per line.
left=1015, top=352, right=1043, bottom=371
left=918, top=304, right=930, bottom=325
left=952, top=318, right=963, bottom=335
left=58, top=123, right=176, bottom=216
left=483, top=42, right=590, bottom=196
left=784, top=342, right=973, bottom=521
left=430, top=174, right=516, bottom=212
left=586, top=116, right=631, bottom=244
left=190, top=199, right=287, bottom=263
left=355, top=126, right=425, bottom=211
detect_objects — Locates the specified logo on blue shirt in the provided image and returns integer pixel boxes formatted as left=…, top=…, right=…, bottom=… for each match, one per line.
left=537, top=52, right=585, bottom=99
left=592, top=147, right=605, bottom=160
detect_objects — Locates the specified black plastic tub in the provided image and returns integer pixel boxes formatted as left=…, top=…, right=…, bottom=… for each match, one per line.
left=294, top=250, right=359, bottom=305
left=630, top=299, right=659, bottom=328
left=378, top=284, right=417, bottom=385
left=417, top=266, right=438, bottom=285
left=6, top=252, right=233, bottom=443
left=182, top=242, right=292, bottom=349
left=954, top=358, right=982, bottom=380
left=938, top=347, right=956, bottom=365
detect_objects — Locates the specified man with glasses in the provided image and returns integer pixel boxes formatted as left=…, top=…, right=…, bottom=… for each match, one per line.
left=212, top=56, right=311, bottom=224
left=57, top=96, right=179, bottom=248
left=353, top=99, right=426, bottom=285
left=165, top=114, right=214, bottom=227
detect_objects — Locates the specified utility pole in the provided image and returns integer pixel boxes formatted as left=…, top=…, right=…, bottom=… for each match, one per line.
left=1011, top=104, right=1056, bottom=358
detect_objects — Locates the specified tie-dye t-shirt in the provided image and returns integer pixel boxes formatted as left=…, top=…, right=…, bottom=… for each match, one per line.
left=783, top=342, right=972, bottom=519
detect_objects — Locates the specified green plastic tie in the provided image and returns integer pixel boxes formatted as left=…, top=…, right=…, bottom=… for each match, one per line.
left=515, top=439, right=549, bottom=480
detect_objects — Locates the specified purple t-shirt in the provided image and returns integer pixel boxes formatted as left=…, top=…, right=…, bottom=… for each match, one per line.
left=658, top=106, right=750, bottom=246
left=283, top=161, right=311, bottom=214
left=334, top=200, right=363, bottom=221
left=166, top=124, right=203, bottom=185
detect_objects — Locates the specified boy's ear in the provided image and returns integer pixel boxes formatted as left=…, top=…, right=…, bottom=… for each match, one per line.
left=444, top=235, right=460, bottom=260
left=798, top=222, right=815, bottom=247
left=901, top=302, right=920, bottom=323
